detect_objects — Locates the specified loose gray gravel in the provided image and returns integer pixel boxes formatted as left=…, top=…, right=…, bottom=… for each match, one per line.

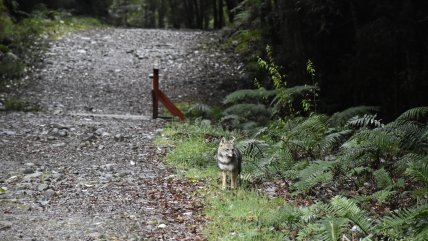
left=0, top=28, right=245, bottom=240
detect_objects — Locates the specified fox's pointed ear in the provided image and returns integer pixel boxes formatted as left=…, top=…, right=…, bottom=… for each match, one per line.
left=231, top=137, right=236, bottom=143
left=220, top=137, right=226, bottom=143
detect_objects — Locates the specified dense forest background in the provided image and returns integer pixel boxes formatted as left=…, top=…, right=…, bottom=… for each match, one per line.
left=1, top=0, right=428, bottom=119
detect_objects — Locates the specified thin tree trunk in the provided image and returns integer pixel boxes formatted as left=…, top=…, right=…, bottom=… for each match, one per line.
left=158, top=0, right=166, bottom=28
left=224, top=0, right=236, bottom=23
left=212, top=0, right=219, bottom=28
left=218, top=0, right=224, bottom=28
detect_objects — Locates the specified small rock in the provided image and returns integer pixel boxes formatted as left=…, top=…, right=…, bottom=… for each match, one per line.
left=1, top=130, right=16, bottom=136
left=117, top=171, right=128, bottom=177
left=51, top=123, right=70, bottom=130
left=88, top=232, right=101, bottom=239
left=37, top=184, right=49, bottom=191
left=157, top=223, right=167, bottom=229
left=114, top=134, right=124, bottom=141
left=39, top=200, right=49, bottom=206
left=52, top=142, right=66, bottom=147
left=53, top=109, right=62, bottom=115
left=0, top=220, right=12, bottom=230
left=24, top=172, right=42, bottom=179
left=183, top=211, right=193, bottom=216
left=43, top=189, right=55, bottom=198
left=7, top=175, right=19, bottom=182
left=98, top=145, right=104, bottom=150
left=105, top=164, right=115, bottom=172
left=58, top=130, right=68, bottom=137
left=51, top=128, right=59, bottom=134
left=52, top=172, right=64, bottom=181
left=23, top=168, right=34, bottom=174
left=16, top=183, right=32, bottom=190
left=84, top=133, right=96, bottom=141
left=95, top=128, right=105, bottom=136
left=165, top=174, right=177, bottom=181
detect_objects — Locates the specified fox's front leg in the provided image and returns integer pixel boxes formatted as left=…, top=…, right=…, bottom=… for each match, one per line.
left=221, top=171, right=227, bottom=189
left=231, top=172, right=238, bottom=189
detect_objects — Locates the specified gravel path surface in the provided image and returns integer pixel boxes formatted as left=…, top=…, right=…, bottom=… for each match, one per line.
left=0, top=28, right=245, bottom=240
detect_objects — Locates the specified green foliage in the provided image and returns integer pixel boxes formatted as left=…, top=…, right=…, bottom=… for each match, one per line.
left=292, top=160, right=334, bottom=194
left=377, top=204, right=428, bottom=240
left=165, top=136, right=216, bottom=168
left=373, top=168, right=393, bottom=190
left=371, top=189, right=396, bottom=204
left=160, top=41, right=428, bottom=240
left=185, top=103, right=213, bottom=119
left=162, top=104, right=428, bottom=240
left=3, top=96, right=39, bottom=111
left=346, top=114, right=384, bottom=129
left=395, top=107, right=428, bottom=123
left=223, top=103, right=270, bottom=120
left=0, top=0, right=13, bottom=40
left=329, top=106, right=380, bottom=127
left=257, top=45, right=288, bottom=107
left=222, top=88, right=276, bottom=105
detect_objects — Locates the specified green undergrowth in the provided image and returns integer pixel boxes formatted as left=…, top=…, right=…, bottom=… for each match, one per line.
left=159, top=107, right=428, bottom=240
left=158, top=121, right=290, bottom=240
left=2, top=96, right=40, bottom=111
left=158, top=40, right=428, bottom=241
left=155, top=43, right=428, bottom=241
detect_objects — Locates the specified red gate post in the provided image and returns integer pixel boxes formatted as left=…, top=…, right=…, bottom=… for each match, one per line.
left=152, top=68, right=159, bottom=119
left=150, top=63, right=185, bottom=121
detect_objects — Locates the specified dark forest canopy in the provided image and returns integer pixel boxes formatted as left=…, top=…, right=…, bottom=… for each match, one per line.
left=1, top=0, right=428, bottom=119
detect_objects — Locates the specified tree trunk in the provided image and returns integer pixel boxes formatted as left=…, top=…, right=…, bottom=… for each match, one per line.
left=158, top=0, right=166, bottom=28
left=224, top=0, right=236, bottom=23
left=218, top=0, right=224, bottom=28
left=212, top=0, right=219, bottom=28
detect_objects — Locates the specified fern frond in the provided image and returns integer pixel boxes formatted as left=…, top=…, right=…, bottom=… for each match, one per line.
left=386, top=121, right=425, bottom=151
left=376, top=205, right=428, bottom=238
left=237, top=138, right=268, bottom=159
left=223, top=103, right=271, bottom=119
left=373, top=168, right=393, bottom=189
left=371, top=190, right=396, bottom=204
left=346, top=114, right=384, bottom=129
left=342, top=129, right=400, bottom=158
left=220, top=114, right=244, bottom=129
left=395, top=106, right=428, bottom=123
left=320, top=129, right=353, bottom=152
left=406, top=162, right=428, bottom=186
left=319, top=218, right=347, bottom=241
left=222, top=88, right=276, bottom=105
left=329, top=106, right=379, bottom=127
left=185, top=103, right=212, bottom=118
left=292, top=160, right=335, bottom=193
left=284, top=85, right=319, bottom=97
left=328, top=196, right=374, bottom=235
left=287, top=114, right=329, bottom=150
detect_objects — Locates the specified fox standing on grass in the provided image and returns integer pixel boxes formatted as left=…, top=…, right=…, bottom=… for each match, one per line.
left=217, top=137, right=242, bottom=189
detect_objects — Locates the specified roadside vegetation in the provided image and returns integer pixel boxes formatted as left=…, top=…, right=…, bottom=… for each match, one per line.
left=159, top=49, right=428, bottom=240
left=0, top=1, right=102, bottom=110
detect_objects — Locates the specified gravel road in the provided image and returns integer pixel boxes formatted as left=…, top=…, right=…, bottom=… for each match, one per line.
left=0, top=28, right=245, bottom=240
